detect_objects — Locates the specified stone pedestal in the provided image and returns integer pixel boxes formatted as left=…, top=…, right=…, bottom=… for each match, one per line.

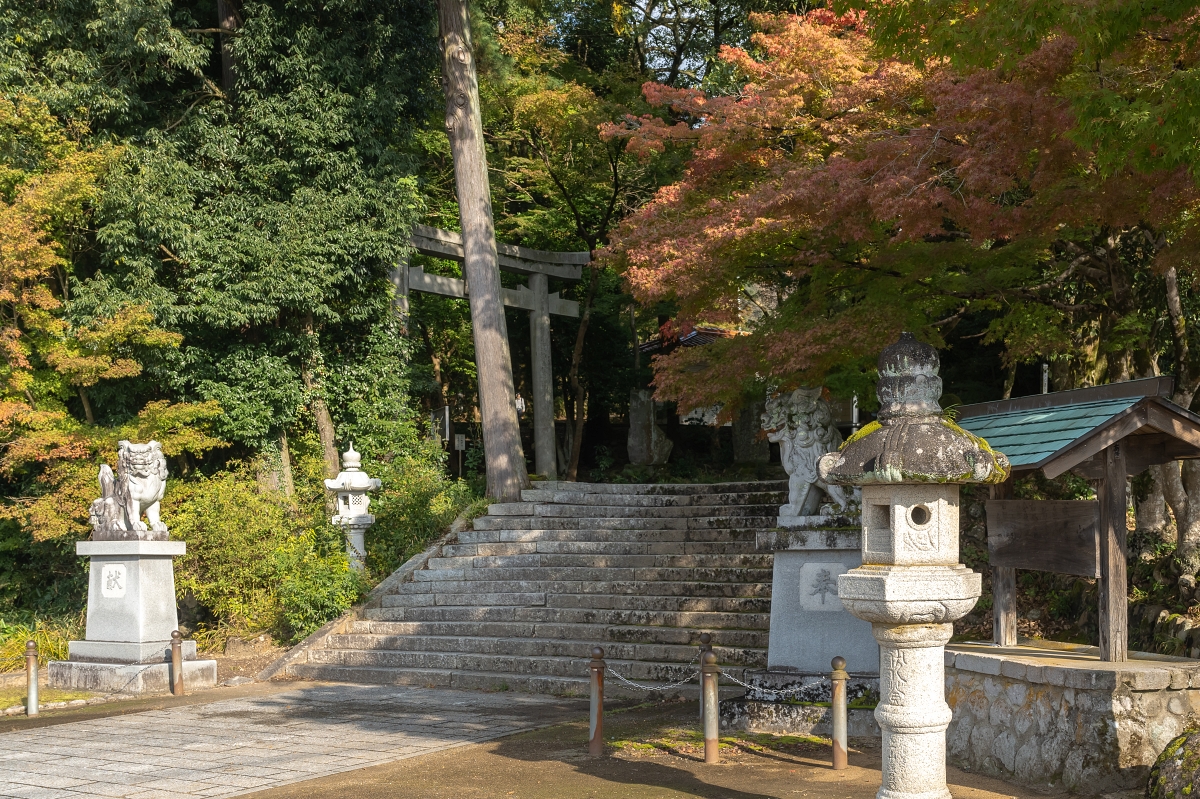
left=838, top=485, right=981, bottom=799
left=51, top=540, right=216, bottom=694
left=759, top=525, right=878, bottom=675
left=722, top=521, right=882, bottom=737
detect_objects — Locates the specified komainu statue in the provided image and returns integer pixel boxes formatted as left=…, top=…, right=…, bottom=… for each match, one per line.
left=89, top=440, right=170, bottom=541
left=762, top=387, right=856, bottom=518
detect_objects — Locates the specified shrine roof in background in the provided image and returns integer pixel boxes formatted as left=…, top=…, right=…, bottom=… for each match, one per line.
left=956, top=377, right=1200, bottom=479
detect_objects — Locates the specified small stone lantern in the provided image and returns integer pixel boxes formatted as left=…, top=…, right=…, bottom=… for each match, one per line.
left=819, top=333, right=1008, bottom=799
left=324, top=443, right=381, bottom=570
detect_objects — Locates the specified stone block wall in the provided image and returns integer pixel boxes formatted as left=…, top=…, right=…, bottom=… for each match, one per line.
left=945, top=643, right=1200, bottom=793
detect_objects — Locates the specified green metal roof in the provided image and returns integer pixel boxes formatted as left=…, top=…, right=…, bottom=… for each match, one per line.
left=957, top=397, right=1142, bottom=468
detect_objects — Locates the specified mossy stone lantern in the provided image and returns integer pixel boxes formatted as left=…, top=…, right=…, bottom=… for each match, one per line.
left=819, top=333, right=1009, bottom=799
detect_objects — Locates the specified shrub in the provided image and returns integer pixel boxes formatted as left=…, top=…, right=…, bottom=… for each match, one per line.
left=274, top=530, right=367, bottom=643
left=0, top=615, right=80, bottom=671
left=169, top=470, right=295, bottom=632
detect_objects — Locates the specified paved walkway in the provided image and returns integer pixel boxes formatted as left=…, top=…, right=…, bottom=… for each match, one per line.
left=0, top=684, right=587, bottom=799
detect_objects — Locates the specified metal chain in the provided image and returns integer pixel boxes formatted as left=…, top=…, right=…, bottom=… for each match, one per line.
left=718, top=671, right=816, bottom=701
left=603, top=650, right=701, bottom=693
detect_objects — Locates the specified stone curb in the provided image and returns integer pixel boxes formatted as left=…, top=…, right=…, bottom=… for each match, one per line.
left=2, top=693, right=135, bottom=716
left=255, top=511, right=470, bottom=682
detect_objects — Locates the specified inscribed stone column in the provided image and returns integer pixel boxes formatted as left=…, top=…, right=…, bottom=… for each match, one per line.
left=819, top=333, right=1009, bottom=799
left=529, top=273, right=556, bottom=478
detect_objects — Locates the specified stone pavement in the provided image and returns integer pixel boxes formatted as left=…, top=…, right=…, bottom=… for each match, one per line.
left=0, top=684, right=587, bottom=798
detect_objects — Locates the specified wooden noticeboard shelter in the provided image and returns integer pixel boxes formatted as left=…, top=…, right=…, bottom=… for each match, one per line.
left=957, top=377, right=1200, bottom=661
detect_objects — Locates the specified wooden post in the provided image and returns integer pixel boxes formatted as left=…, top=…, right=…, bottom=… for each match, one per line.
left=989, top=476, right=1017, bottom=647
left=1098, top=443, right=1129, bottom=662
left=437, top=0, right=528, bottom=501
left=390, top=260, right=410, bottom=333
left=529, top=273, right=556, bottom=478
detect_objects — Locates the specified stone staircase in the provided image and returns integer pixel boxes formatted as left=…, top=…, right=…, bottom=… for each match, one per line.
left=288, top=480, right=785, bottom=695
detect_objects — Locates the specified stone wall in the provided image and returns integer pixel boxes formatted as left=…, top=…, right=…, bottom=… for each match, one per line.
left=945, top=643, right=1200, bottom=792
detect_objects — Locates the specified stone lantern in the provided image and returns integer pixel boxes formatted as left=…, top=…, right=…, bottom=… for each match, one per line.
left=819, top=333, right=1008, bottom=799
left=324, top=443, right=381, bottom=570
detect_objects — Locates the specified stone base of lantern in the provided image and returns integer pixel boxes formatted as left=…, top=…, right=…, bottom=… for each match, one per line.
left=945, top=640, right=1200, bottom=793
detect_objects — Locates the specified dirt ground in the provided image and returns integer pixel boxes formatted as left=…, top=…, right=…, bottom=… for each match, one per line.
left=241, top=698, right=1073, bottom=799
left=210, top=635, right=287, bottom=682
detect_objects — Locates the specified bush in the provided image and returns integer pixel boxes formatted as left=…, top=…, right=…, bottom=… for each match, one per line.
left=275, top=530, right=367, bottom=642
left=0, top=615, right=80, bottom=671
left=168, top=464, right=369, bottom=644
left=169, top=470, right=295, bottom=632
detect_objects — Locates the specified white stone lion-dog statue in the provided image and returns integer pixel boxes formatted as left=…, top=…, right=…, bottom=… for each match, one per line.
left=762, top=387, right=856, bottom=519
left=89, top=440, right=170, bottom=541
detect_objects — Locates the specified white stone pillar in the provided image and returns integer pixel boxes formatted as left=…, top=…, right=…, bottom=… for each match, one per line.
left=820, top=333, right=1008, bottom=799
left=529, top=272, right=557, bottom=478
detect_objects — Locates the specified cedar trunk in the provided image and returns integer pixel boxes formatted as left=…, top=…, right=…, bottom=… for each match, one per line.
left=437, top=0, right=528, bottom=501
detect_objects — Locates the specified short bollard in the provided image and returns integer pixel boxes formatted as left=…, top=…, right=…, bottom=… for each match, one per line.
left=25, top=640, right=38, bottom=717
left=589, top=647, right=605, bottom=756
left=170, top=630, right=184, bottom=697
left=701, top=651, right=720, bottom=764
left=698, top=632, right=712, bottom=720
left=831, top=655, right=848, bottom=770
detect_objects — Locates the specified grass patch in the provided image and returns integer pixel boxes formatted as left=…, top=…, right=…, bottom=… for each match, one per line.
left=0, top=617, right=81, bottom=671
left=0, top=687, right=95, bottom=709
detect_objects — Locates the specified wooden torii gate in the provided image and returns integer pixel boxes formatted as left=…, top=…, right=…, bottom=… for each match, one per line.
left=392, top=225, right=586, bottom=479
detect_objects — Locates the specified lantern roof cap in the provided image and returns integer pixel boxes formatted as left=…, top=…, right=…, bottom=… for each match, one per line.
left=819, top=333, right=1009, bottom=486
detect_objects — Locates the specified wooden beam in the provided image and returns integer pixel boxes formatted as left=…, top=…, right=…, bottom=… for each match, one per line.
left=1098, top=442, right=1129, bottom=662
left=957, top=376, right=1174, bottom=420
left=402, top=267, right=579, bottom=317
left=1040, top=403, right=1147, bottom=479
left=1147, top=403, right=1200, bottom=447
left=989, top=477, right=1017, bottom=647
left=986, top=500, right=1100, bottom=578
left=414, top=224, right=590, bottom=265
left=1070, top=433, right=1200, bottom=478
left=411, top=228, right=586, bottom=280
left=438, top=0, right=528, bottom=501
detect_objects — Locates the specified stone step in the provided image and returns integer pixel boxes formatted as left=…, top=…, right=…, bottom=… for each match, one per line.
left=518, top=490, right=787, bottom=507
left=323, top=634, right=762, bottom=664
left=528, top=503, right=780, bottom=519
left=306, top=647, right=758, bottom=683
left=411, top=566, right=775, bottom=584
left=382, top=590, right=769, bottom=614
left=353, top=617, right=769, bottom=648
left=387, top=579, right=771, bottom=600
left=472, top=516, right=778, bottom=531
left=424, top=553, right=774, bottom=571
left=531, top=480, right=787, bottom=495
left=440, top=540, right=759, bottom=558
left=455, top=528, right=761, bottom=545
left=357, top=606, right=770, bottom=630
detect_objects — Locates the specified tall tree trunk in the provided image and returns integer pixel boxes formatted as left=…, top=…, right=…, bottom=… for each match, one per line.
left=278, top=430, right=295, bottom=497
left=216, top=0, right=241, bottom=93
left=301, top=313, right=340, bottom=479
left=1001, top=362, right=1017, bottom=399
left=565, top=265, right=600, bottom=480
left=1163, top=263, right=1200, bottom=569
left=78, top=387, right=95, bottom=424
left=418, top=322, right=448, bottom=406
left=438, top=0, right=528, bottom=501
